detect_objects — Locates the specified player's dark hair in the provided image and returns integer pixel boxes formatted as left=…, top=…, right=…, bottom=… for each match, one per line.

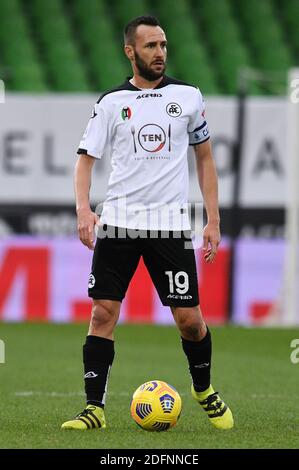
left=124, top=15, right=161, bottom=45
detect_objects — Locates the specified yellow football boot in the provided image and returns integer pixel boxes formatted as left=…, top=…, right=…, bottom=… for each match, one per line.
left=61, top=404, right=106, bottom=430
left=192, top=384, right=234, bottom=430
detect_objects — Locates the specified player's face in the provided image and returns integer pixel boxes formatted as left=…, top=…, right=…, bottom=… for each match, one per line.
left=131, top=25, right=167, bottom=81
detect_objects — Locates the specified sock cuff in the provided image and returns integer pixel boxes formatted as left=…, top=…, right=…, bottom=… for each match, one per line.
left=85, top=335, right=114, bottom=345
left=83, top=336, right=115, bottom=363
left=87, top=400, right=105, bottom=408
left=181, top=327, right=211, bottom=351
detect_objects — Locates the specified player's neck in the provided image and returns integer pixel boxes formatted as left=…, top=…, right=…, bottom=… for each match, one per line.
left=130, top=74, right=164, bottom=90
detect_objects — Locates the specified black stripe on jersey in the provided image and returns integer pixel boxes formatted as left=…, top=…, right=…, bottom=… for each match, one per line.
left=189, top=136, right=210, bottom=146
left=191, top=121, right=207, bottom=133
left=155, top=75, right=197, bottom=89
left=96, top=75, right=198, bottom=104
left=77, top=148, right=88, bottom=155
left=96, top=79, right=138, bottom=104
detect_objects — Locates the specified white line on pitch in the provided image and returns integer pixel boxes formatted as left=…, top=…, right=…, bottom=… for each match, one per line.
left=14, top=391, right=130, bottom=397
left=14, top=390, right=188, bottom=398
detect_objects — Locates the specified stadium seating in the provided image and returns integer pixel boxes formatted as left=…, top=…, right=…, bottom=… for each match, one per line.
left=70, top=0, right=128, bottom=90
left=0, top=0, right=47, bottom=91
left=154, top=0, right=219, bottom=94
left=27, top=0, right=89, bottom=91
left=274, top=0, right=299, bottom=59
left=230, top=0, right=293, bottom=93
left=191, top=0, right=262, bottom=94
left=0, top=0, right=297, bottom=94
left=113, top=0, right=152, bottom=30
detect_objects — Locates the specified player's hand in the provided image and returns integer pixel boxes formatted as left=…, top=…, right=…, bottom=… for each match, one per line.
left=77, top=208, right=100, bottom=250
left=202, top=221, right=221, bottom=263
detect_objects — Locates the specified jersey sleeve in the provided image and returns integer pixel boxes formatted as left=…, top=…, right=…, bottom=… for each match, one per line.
left=77, top=100, right=109, bottom=159
left=188, top=89, right=210, bottom=146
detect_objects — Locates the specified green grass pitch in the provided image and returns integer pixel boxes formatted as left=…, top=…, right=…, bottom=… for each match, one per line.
left=0, top=322, right=298, bottom=449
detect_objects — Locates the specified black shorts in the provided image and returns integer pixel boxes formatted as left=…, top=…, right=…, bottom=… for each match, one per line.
left=88, top=226, right=199, bottom=307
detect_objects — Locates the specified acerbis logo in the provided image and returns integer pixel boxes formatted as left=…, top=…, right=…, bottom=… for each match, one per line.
left=167, top=294, right=192, bottom=300
left=166, top=102, right=182, bottom=117
left=84, top=371, right=98, bottom=379
left=121, top=106, right=132, bottom=120
left=88, top=274, right=96, bottom=288
left=136, top=93, right=162, bottom=99
left=138, top=124, right=166, bottom=152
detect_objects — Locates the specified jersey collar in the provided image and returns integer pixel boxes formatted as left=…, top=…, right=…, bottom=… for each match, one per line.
left=126, top=75, right=171, bottom=91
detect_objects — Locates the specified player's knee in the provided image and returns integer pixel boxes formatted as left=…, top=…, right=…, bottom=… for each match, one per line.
left=174, top=307, right=205, bottom=340
left=180, top=321, right=201, bottom=340
left=91, top=300, right=119, bottom=328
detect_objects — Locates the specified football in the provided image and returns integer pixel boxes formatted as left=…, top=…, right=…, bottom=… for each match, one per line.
left=130, top=380, right=182, bottom=431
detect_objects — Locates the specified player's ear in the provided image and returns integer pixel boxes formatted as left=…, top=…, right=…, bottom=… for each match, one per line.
left=124, top=45, right=134, bottom=61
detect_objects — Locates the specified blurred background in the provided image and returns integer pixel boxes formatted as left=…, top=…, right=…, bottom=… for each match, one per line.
left=0, top=0, right=298, bottom=326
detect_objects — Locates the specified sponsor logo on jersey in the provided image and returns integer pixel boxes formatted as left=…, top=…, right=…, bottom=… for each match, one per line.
left=88, top=273, right=96, bottom=288
left=121, top=106, right=132, bottom=120
left=167, top=294, right=192, bottom=299
left=138, top=124, right=166, bottom=152
left=136, top=93, right=163, bottom=99
left=166, top=102, right=182, bottom=117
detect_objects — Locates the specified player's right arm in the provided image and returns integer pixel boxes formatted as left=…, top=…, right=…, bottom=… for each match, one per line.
left=75, top=99, right=109, bottom=249
left=74, top=154, right=99, bottom=250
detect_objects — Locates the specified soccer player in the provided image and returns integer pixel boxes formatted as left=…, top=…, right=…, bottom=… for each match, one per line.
left=61, top=16, right=233, bottom=431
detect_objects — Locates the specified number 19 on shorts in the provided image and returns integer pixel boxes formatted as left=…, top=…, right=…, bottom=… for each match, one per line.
left=165, top=271, right=189, bottom=294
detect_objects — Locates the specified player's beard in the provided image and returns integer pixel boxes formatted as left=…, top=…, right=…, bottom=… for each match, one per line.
left=134, top=49, right=166, bottom=81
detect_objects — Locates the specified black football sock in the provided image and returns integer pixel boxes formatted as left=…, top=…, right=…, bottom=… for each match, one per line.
left=83, top=335, right=115, bottom=408
left=181, top=327, right=212, bottom=392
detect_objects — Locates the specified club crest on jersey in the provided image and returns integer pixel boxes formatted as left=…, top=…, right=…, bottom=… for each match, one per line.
left=121, top=106, right=132, bottom=121
left=88, top=274, right=96, bottom=288
left=166, top=102, right=182, bottom=117
left=138, top=124, right=166, bottom=152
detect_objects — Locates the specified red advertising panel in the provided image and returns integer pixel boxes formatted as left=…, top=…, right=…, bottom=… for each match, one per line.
left=0, top=237, right=230, bottom=324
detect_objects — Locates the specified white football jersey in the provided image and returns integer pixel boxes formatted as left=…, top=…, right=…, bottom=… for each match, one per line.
left=78, top=76, right=210, bottom=230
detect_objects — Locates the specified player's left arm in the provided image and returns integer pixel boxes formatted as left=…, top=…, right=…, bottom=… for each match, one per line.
left=194, top=139, right=220, bottom=263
